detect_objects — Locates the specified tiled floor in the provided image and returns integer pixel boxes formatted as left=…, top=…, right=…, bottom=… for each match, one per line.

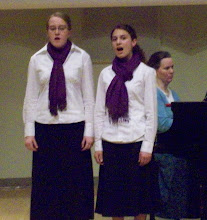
left=0, top=187, right=200, bottom=220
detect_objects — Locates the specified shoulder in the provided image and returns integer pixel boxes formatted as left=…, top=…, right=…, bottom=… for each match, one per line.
left=97, top=64, right=113, bottom=83
left=101, top=64, right=112, bottom=73
left=99, top=64, right=113, bottom=77
left=171, top=89, right=180, bottom=101
left=138, top=62, right=155, bottom=72
left=156, top=88, right=167, bottom=104
left=171, top=89, right=178, bottom=96
left=135, top=62, right=156, bottom=77
left=157, top=87, right=163, bottom=95
left=157, top=87, right=163, bottom=97
left=29, top=45, right=48, bottom=65
left=31, top=44, right=47, bottom=59
left=71, top=43, right=91, bottom=60
left=132, top=63, right=156, bottom=83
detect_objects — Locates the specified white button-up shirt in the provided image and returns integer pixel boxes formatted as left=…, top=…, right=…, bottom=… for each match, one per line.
left=23, top=43, right=95, bottom=137
left=94, top=62, right=157, bottom=153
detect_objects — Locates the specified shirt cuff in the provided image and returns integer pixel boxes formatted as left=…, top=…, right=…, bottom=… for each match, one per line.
left=83, top=122, right=94, bottom=137
left=95, top=140, right=103, bottom=151
left=24, top=122, right=35, bottom=137
left=140, top=140, right=154, bottom=153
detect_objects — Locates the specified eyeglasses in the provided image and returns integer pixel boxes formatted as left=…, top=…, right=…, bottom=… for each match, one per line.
left=48, top=25, right=68, bottom=32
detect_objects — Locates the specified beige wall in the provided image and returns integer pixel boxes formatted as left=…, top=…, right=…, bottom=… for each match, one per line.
left=0, top=6, right=206, bottom=178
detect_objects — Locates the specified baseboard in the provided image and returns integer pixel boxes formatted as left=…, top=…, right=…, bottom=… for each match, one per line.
left=0, top=178, right=31, bottom=188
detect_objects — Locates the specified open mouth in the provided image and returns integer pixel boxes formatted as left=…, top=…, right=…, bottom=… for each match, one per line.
left=117, top=47, right=123, bottom=51
left=55, top=37, right=60, bottom=40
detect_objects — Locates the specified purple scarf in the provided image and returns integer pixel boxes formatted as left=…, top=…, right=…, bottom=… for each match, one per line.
left=47, top=40, right=71, bottom=116
left=106, top=52, right=141, bottom=123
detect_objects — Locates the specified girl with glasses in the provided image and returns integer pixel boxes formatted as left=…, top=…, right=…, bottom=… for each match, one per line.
left=23, top=12, right=95, bottom=220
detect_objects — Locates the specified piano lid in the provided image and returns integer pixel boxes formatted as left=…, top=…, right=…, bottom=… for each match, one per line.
left=170, top=101, right=207, bottom=145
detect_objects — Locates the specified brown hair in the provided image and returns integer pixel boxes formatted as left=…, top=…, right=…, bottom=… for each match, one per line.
left=110, top=24, right=146, bottom=63
left=147, top=51, right=171, bottom=70
left=46, top=12, right=72, bottom=30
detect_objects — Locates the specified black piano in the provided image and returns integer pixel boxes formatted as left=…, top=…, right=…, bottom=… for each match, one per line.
left=150, top=101, right=207, bottom=220
left=171, top=101, right=207, bottom=153
left=162, top=101, right=207, bottom=219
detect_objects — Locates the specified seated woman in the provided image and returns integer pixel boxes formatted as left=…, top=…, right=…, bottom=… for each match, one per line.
left=148, top=51, right=200, bottom=220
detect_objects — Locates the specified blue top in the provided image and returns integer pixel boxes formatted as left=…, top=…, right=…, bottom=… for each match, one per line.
left=157, top=88, right=180, bottom=133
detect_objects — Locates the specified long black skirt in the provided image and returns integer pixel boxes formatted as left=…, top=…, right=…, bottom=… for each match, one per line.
left=95, top=141, right=160, bottom=217
left=31, top=122, right=94, bottom=220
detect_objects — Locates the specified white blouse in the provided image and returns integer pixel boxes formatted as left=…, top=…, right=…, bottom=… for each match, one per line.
left=94, top=62, right=157, bottom=153
left=23, top=43, right=95, bottom=137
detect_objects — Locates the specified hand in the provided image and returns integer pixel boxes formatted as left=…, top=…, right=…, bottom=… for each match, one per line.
left=138, top=151, right=152, bottom=166
left=94, top=151, right=104, bottom=165
left=81, top=136, right=94, bottom=151
left=24, top=136, right=38, bottom=151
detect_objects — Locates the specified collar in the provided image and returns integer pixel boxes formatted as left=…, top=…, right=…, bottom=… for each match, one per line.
left=34, top=42, right=78, bottom=56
